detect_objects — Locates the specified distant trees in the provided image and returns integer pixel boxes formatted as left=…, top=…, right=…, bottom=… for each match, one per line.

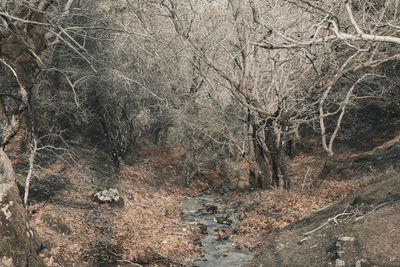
left=29, top=0, right=176, bottom=168
left=251, top=0, right=400, bottom=155
left=126, top=0, right=400, bottom=189
left=145, top=0, right=311, bottom=188
left=2, top=0, right=399, bottom=193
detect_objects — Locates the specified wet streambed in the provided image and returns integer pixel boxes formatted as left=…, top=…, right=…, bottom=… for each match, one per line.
left=181, top=195, right=254, bottom=267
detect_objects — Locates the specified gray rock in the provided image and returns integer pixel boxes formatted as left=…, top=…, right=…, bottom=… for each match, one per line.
left=93, top=188, right=120, bottom=203
left=335, top=259, right=346, bottom=267
left=355, top=259, right=365, bottom=267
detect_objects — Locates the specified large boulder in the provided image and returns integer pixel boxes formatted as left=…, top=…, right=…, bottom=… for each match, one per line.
left=93, top=188, right=120, bottom=203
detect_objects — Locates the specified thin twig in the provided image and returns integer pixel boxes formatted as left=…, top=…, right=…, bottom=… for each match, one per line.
left=354, top=202, right=388, bottom=222
left=117, top=259, right=143, bottom=267
left=304, top=207, right=353, bottom=236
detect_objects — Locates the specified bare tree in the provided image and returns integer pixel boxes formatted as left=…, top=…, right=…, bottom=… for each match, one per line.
left=251, top=0, right=400, bottom=155
left=148, top=0, right=319, bottom=188
left=132, top=0, right=400, bottom=190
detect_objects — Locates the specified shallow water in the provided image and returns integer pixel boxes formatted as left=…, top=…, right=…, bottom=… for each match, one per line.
left=181, top=195, right=255, bottom=267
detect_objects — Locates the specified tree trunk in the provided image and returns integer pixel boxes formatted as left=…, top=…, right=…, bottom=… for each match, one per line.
left=265, top=126, right=280, bottom=187
left=264, top=121, right=290, bottom=189
left=279, top=125, right=290, bottom=189
left=0, top=149, right=44, bottom=267
left=253, top=136, right=273, bottom=189
left=0, top=5, right=48, bottom=264
left=248, top=112, right=273, bottom=189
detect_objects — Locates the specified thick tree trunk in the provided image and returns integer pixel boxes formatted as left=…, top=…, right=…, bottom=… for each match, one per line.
left=0, top=4, right=48, bottom=265
left=248, top=112, right=273, bottom=189
left=264, top=122, right=290, bottom=189
left=0, top=149, right=44, bottom=267
left=248, top=123, right=290, bottom=189
left=265, top=126, right=280, bottom=187
left=253, top=137, right=273, bottom=189
left=279, top=128, right=290, bottom=189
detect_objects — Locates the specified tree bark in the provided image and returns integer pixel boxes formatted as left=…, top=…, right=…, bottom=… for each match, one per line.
left=0, top=149, right=44, bottom=267
left=263, top=113, right=290, bottom=189
left=253, top=136, right=273, bottom=189
left=247, top=111, right=274, bottom=189
left=265, top=126, right=280, bottom=187
left=0, top=4, right=48, bottom=265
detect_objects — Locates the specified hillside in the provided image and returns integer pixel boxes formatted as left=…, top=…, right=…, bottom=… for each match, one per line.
left=251, top=168, right=400, bottom=266
left=248, top=127, right=400, bottom=266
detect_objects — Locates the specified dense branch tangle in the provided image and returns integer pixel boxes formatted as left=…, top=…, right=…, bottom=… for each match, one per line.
left=250, top=0, right=400, bottom=156
left=146, top=0, right=400, bottom=190
left=154, top=0, right=310, bottom=188
left=3, top=0, right=397, bottom=191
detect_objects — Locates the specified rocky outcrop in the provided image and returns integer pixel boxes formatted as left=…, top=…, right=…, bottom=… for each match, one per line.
left=0, top=186, right=44, bottom=266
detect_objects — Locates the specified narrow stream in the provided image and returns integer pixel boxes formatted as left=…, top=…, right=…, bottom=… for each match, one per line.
left=181, top=195, right=255, bottom=267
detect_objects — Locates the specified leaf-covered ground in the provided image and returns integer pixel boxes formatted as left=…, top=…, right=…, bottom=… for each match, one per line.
left=8, top=129, right=398, bottom=266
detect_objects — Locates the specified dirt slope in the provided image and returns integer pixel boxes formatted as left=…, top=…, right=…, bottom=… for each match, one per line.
left=251, top=168, right=400, bottom=266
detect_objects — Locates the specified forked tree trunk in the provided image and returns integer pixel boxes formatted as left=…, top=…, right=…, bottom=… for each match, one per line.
left=265, top=126, right=280, bottom=187
left=253, top=137, right=273, bottom=189
left=247, top=111, right=291, bottom=189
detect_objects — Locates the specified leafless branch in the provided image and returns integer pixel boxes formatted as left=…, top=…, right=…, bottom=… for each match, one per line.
left=304, top=207, right=353, bottom=236
left=24, top=138, right=37, bottom=209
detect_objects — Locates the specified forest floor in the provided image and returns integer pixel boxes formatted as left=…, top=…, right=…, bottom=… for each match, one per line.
left=250, top=124, right=400, bottom=266
left=6, top=122, right=400, bottom=266
left=250, top=172, right=400, bottom=267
